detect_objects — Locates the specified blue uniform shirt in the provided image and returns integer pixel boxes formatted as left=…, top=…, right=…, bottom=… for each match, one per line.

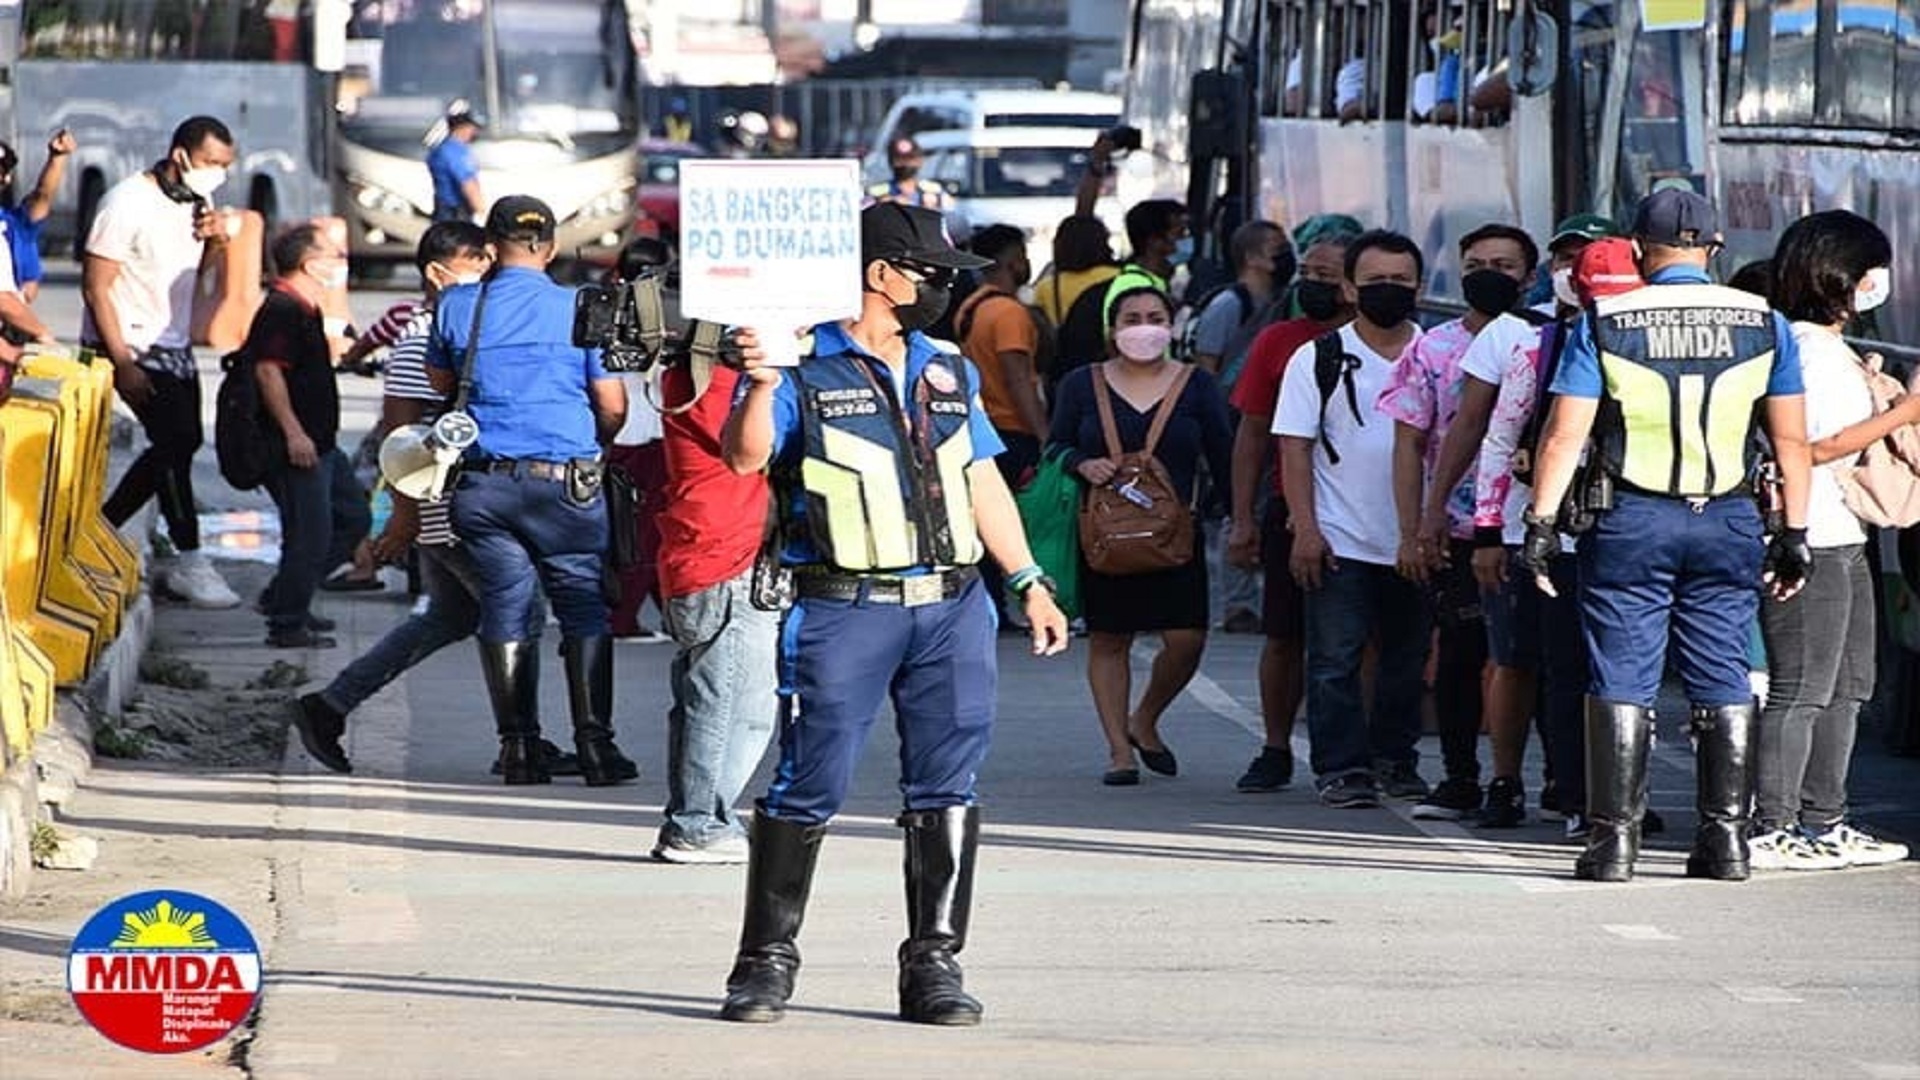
left=1549, top=265, right=1804, bottom=399
left=0, top=206, right=43, bottom=285
left=427, top=138, right=479, bottom=215
left=426, top=267, right=609, bottom=461
left=763, top=321, right=1005, bottom=568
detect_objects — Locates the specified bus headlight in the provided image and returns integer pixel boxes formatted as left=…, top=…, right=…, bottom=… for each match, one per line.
left=579, top=189, right=632, bottom=222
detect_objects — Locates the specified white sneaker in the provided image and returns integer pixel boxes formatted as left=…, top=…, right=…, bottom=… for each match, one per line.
left=651, top=833, right=749, bottom=865
left=1808, top=822, right=1910, bottom=867
left=1748, top=827, right=1849, bottom=871
left=164, top=552, right=242, bottom=609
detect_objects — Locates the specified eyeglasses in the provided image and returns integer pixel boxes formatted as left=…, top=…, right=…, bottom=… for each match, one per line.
left=891, top=260, right=955, bottom=289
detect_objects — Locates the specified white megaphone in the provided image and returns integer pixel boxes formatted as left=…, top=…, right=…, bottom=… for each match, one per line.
left=379, top=410, right=480, bottom=500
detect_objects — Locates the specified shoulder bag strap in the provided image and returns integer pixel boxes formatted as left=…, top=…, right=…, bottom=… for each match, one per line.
left=1090, top=362, right=1125, bottom=459
left=1138, top=364, right=1195, bottom=459
left=449, top=280, right=492, bottom=415
left=649, top=320, right=724, bottom=417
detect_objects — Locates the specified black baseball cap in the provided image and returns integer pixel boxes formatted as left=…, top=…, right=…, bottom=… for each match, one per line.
left=485, top=195, right=555, bottom=243
left=447, top=109, right=483, bottom=129
left=860, top=202, right=990, bottom=272
left=1630, top=188, right=1721, bottom=248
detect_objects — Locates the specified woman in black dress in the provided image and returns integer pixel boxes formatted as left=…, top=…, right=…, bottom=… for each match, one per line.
left=1047, top=286, right=1234, bottom=785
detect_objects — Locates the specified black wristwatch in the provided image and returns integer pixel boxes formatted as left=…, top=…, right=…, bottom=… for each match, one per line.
left=1010, top=573, right=1059, bottom=599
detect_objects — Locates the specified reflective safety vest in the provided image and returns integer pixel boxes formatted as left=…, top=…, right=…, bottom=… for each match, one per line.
left=1590, top=283, right=1779, bottom=498
left=786, top=353, right=984, bottom=571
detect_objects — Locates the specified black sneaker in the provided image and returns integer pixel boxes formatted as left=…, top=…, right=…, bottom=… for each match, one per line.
left=1378, top=761, right=1432, bottom=800
left=1476, top=777, right=1525, bottom=828
left=1318, top=772, right=1380, bottom=809
left=1642, top=808, right=1666, bottom=835
left=1235, top=746, right=1294, bottom=792
left=292, top=693, right=351, bottom=774
left=1410, top=777, right=1481, bottom=820
left=1537, top=779, right=1565, bottom=822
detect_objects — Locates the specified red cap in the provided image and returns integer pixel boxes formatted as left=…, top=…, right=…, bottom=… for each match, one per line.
left=1573, top=237, right=1643, bottom=304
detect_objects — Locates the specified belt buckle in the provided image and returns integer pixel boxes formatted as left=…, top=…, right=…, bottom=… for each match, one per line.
left=899, top=574, right=944, bottom=607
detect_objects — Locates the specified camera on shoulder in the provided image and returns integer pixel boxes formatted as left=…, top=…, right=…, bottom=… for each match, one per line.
left=572, top=238, right=674, bottom=373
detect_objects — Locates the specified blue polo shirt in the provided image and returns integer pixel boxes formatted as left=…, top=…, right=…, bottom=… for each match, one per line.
left=764, top=321, right=1005, bottom=568
left=427, top=137, right=478, bottom=214
left=426, top=267, right=609, bottom=461
left=0, top=206, right=43, bottom=285
left=1549, top=265, right=1804, bottom=399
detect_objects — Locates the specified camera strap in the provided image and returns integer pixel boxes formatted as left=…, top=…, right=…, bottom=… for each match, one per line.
left=647, top=319, right=726, bottom=417
left=449, top=280, right=492, bottom=416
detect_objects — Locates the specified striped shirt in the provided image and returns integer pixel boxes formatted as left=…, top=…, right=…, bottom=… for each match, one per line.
left=382, top=310, right=455, bottom=547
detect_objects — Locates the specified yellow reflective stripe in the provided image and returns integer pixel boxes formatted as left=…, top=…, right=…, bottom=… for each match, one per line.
left=818, top=426, right=917, bottom=568
left=1675, top=373, right=1709, bottom=493
left=800, top=456, right=876, bottom=569
left=1603, top=354, right=1675, bottom=493
left=934, top=428, right=982, bottom=565
left=1704, top=352, right=1773, bottom=494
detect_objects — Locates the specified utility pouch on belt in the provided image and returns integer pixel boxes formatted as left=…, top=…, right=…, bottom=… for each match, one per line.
left=749, top=492, right=793, bottom=611
left=565, top=457, right=605, bottom=507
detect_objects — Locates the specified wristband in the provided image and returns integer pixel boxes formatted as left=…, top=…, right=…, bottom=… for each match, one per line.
left=1005, top=565, right=1044, bottom=592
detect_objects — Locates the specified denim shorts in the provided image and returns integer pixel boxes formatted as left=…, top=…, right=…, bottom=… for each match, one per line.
left=1482, top=547, right=1542, bottom=670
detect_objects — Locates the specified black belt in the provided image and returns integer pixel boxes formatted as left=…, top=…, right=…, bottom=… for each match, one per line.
left=476, top=458, right=569, bottom=481
left=794, top=566, right=979, bottom=607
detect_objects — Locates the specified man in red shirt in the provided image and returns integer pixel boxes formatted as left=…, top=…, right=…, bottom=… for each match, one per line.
left=649, top=345, right=779, bottom=863
left=1223, top=225, right=1360, bottom=791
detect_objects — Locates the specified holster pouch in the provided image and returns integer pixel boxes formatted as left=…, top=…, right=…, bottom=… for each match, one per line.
left=604, top=462, right=640, bottom=569
left=750, top=548, right=794, bottom=612
left=566, top=457, right=606, bottom=508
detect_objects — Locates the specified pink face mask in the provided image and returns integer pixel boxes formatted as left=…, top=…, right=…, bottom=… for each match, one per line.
left=1114, top=323, right=1172, bottom=362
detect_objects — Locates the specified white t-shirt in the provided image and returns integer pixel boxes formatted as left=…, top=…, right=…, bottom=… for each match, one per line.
left=1792, top=322, right=1873, bottom=549
left=614, top=371, right=664, bottom=445
left=1273, top=322, right=1422, bottom=566
left=80, top=173, right=204, bottom=354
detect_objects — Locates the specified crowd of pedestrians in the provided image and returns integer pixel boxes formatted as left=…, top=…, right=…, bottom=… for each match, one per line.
left=12, top=110, right=1908, bottom=1026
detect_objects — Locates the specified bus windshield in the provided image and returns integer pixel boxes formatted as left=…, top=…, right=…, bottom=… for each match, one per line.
left=339, top=0, right=637, bottom=156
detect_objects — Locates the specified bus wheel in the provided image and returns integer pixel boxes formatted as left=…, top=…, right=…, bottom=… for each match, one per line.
left=73, top=171, right=106, bottom=261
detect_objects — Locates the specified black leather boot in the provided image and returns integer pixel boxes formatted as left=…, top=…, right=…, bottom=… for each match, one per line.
left=1686, top=703, right=1755, bottom=881
left=560, top=636, right=638, bottom=786
left=720, top=811, right=826, bottom=1023
left=898, top=805, right=983, bottom=1026
left=478, top=641, right=550, bottom=785
left=1575, top=699, right=1651, bottom=882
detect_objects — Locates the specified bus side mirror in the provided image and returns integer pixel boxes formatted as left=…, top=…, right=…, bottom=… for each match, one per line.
left=312, top=0, right=352, bottom=73
left=1507, top=9, right=1558, bottom=97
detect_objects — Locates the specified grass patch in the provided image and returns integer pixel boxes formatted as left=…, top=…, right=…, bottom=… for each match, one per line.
left=93, top=724, right=149, bottom=759
left=28, top=822, right=59, bottom=863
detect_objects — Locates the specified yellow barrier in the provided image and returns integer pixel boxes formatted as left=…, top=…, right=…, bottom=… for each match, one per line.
left=0, top=368, right=120, bottom=683
left=21, top=349, right=140, bottom=606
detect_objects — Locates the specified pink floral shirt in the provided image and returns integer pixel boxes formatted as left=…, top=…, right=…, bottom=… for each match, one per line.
left=1459, top=316, right=1552, bottom=542
left=1375, top=318, right=1479, bottom=539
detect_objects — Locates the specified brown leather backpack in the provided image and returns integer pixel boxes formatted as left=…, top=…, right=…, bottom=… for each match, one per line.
left=1837, top=351, right=1920, bottom=528
left=1077, top=363, right=1196, bottom=576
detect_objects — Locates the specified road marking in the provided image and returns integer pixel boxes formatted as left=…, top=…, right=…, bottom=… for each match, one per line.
left=1722, top=984, right=1803, bottom=1004
left=1602, top=923, right=1678, bottom=941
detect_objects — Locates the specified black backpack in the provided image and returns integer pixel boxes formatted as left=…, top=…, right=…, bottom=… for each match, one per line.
left=1310, top=331, right=1365, bottom=465
left=213, top=347, right=278, bottom=490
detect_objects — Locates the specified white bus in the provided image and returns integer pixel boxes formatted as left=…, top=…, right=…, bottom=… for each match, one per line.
left=1, top=0, right=340, bottom=258
left=1123, top=0, right=1919, bottom=360
left=333, top=0, right=643, bottom=268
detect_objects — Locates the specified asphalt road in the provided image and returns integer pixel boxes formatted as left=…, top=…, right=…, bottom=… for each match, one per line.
left=5, top=270, right=1918, bottom=1079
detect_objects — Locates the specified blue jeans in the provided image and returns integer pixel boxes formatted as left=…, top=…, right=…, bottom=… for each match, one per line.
left=263, top=448, right=371, bottom=635
left=451, top=468, right=609, bottom=642
left=762, top=577, right=998, bottom=826
left=1302, top=560, right=1431, bottom=781
left=659, top=570, right=780, bottom=847
left=316, top=544, right=541, bottom=715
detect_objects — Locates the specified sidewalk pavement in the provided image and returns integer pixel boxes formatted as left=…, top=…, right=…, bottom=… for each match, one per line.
left=2, top=556, right=1919, bottom=1079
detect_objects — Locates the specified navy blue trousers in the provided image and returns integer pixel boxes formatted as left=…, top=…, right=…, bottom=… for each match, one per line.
left=1576, top=492, right=1764, bottom=708
left=450, top=469, right=610, bottom=642
left=760, top=577, right=998, bottom=826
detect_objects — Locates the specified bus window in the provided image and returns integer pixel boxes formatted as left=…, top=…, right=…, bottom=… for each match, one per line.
left=1617, top=26, right=1707, bottom=214
left=1764, top=0, right=1817, bottom=123
left=1901, top=0, right=1920, bottom=131
left=1837, top=1, right=1898, bottom=129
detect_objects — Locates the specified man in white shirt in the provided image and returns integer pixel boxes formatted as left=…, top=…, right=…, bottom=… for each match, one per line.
left=88, top=115, right=241, bottom=609
left=1273, top=230, right=1431, bottom=808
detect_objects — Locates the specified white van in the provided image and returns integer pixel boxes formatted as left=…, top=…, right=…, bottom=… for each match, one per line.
left=862, top=89, right=1121, bottom=185
left=911, top=127, right=1123, bottom=279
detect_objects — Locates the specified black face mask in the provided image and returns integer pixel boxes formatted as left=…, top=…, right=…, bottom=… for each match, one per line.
left=894, top=279, right=951, bottom=333
left=1296, top=279, right=1343, bottom=322
left=1462, top=269, right=1522, bottom=317
left=1356, top=282, right=1418, bottom=327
